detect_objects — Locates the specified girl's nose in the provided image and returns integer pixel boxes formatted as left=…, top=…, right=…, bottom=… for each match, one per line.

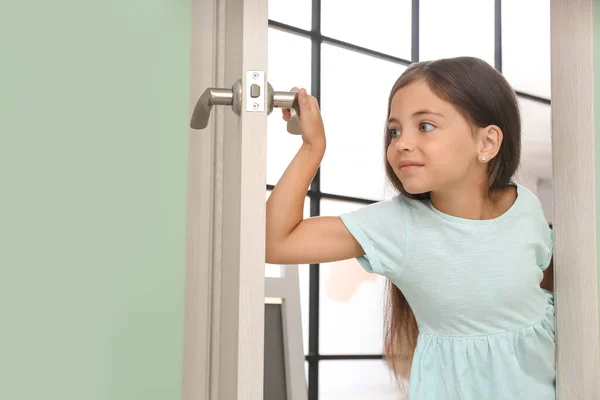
left=394, top=131, right=416, bottom=152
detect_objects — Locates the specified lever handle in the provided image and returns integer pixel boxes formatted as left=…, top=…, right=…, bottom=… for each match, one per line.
left=190, top=88, right=234, bottom=129
left=190, top=79, right=302, bottom=135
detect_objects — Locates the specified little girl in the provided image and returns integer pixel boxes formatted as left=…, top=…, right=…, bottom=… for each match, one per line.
left=265, top=56, right=555, bottom=400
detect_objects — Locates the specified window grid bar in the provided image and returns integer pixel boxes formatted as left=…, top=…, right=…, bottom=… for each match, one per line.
left=307, top=1, right=321, bottom=398
left=306, top=354, right=385, bottom=361
left=495, top=0, right=503, bottom=72
left=515, top=90, right=551, bottom=105
left=412, top=0, right=420, bottom=62
left=266, top=184, right=378, bottom=206
left=268, top=19, right=412, bottom=66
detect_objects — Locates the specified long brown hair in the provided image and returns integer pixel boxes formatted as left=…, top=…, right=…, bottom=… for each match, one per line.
left=382, top=57, right=521, bottom=382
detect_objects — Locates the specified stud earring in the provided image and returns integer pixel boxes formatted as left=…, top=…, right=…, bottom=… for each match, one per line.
left=481, top=156, right=487, bottom=162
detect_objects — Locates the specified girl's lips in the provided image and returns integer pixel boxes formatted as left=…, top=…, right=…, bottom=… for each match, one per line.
left=399, top=165, right=423, bottom=172
left=398, top=160, right=424, bottom=171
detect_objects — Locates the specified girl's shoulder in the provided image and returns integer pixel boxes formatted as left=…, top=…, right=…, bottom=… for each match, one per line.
left=512, top=183, right=545, bottom=213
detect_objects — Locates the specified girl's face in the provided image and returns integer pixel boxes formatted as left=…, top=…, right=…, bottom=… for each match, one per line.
left=386, top=80, right=483, bottom=195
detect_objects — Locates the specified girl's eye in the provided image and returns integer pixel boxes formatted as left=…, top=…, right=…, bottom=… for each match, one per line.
left=389, top=128, right=401, bottom=138
left=419, top=122, right=435, bottom=132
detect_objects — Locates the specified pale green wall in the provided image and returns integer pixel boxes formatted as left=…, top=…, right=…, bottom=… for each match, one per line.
left=0, top=1, right=189, bottom=399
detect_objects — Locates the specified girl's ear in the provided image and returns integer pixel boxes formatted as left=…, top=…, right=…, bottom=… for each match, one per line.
left=477, top=125, right=503, bottom=162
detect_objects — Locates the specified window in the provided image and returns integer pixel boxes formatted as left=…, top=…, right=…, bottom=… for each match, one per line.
left=267, top=1, right=552, bottom=398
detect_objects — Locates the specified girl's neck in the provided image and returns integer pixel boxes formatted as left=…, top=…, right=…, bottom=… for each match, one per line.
left=429, top=183, right=516, bottom=221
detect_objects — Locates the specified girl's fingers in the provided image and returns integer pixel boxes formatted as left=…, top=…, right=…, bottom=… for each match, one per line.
left=282, top=87, right=307, bottom=121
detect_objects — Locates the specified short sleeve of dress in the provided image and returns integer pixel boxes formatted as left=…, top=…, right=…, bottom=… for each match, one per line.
left=338, top=196, right=407, bottom=278
left=523, top=187, right=554, bottom=270
left=517, top=184, right=554, bottom=270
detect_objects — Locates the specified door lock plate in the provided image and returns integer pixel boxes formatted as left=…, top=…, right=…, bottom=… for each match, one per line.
left=246, top=71, right=265, bottom=112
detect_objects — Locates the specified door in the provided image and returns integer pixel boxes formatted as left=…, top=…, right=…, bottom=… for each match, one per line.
left=184, top=0, right=270, bottom=399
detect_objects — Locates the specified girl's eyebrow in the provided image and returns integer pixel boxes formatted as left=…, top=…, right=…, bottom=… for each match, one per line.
left=412, top=109, right=445, bottom=118
left=387, top=117, right=401, bottom=126
left=387, top=110, right=445, bottom=125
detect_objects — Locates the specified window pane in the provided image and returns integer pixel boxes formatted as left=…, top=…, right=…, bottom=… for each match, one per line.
left=319, top=360, right=401, bottom=400
left=267, top=28, right=312, bottom=186
left=319, top=199, right=387, bottom=355
left=320, top=44, right=406, bottom=200
left=321, top=0, right=412, bottom=60
left=502, top=0, right=551, bottom=98
left=268, top=0, right=311, bottom=31
left=519, top=97, right=551, bottom=142
left=420, top=0, right=495, bottom=66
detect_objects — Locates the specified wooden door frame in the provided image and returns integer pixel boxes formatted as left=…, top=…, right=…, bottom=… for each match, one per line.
left=551, top=0, right=600, bottom=398
left=183, top=0, right=268, bottom=399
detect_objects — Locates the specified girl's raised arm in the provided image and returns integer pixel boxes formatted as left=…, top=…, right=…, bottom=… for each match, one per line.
left=265, top=88, right=363, bottom=265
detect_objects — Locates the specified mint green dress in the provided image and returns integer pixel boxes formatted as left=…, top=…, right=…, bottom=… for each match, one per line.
left=339, top=183, right=555, bottom=399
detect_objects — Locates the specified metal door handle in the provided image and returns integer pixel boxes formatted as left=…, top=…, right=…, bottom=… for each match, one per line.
left=190, top=88, right=235, bottom=129
left=190, top=74, right=301, bottom=135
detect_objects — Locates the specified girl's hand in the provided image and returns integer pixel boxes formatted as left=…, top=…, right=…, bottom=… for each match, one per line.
left=282, top=87, right=326, bottom=150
